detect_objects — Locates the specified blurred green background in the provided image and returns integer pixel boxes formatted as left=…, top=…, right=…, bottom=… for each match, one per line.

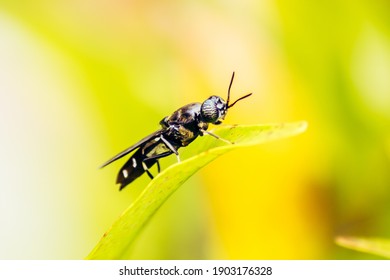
left=1, top=0, right=389, bottom=259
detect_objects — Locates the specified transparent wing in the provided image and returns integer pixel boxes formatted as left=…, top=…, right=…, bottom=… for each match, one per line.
left=99, top=129, right=164, bottom=168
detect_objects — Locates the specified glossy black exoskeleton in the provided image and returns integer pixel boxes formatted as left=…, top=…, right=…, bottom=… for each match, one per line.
left=100, top=72, right=252, bottom=190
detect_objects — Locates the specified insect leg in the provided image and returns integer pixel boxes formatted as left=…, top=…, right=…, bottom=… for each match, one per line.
left=142, top=161, right=154, bottom=179
left=200, top=129, right=234, bottom=145
left=142, top=151, right=173, bottom=179
left=156, top=160, right=161, bottom=173
left=160, top=135, right=181, bottom=163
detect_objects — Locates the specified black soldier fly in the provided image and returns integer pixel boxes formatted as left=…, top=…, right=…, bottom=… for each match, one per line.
left=100, top=72, right=252, bottom=190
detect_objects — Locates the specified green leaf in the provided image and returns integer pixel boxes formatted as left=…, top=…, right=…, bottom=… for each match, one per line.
left=86, top=121, right=307, bottom=259
left=336, top=236, right=390, bottom=259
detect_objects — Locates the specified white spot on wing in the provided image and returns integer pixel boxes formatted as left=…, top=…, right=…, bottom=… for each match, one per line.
left=122, top=169, right=128, bottom=178
left=132, top=158, right=137, bottom=168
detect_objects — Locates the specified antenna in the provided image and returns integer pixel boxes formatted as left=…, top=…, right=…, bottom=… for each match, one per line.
left=226, top=72, right=235, bottom=107
left=227, top=93, right=253, bottom=108
left=226, top=72, right=252, bottom=108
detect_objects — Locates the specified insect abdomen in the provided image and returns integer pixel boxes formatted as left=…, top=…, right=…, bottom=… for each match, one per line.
left=116, top=149, right=156, bottom=190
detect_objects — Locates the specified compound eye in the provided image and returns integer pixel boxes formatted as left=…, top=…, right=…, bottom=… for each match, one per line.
left=201, top=99, right=219, bottom=123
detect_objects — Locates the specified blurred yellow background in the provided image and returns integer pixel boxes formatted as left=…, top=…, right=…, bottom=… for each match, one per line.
left=1, top=0, right=389, bottom=259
